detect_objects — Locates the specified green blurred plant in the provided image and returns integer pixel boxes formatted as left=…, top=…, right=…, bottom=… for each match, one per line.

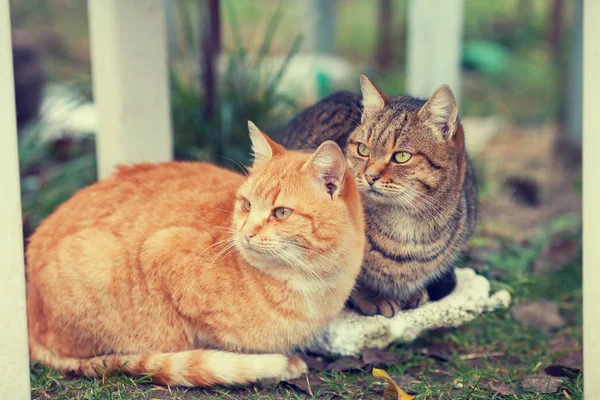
left=18, top=95, right=97, bottom=236
left=171, top=1, right=302, bottom=166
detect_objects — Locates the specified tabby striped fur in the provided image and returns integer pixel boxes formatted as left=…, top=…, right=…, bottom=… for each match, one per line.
left=279, top=75, right=477, bottom=317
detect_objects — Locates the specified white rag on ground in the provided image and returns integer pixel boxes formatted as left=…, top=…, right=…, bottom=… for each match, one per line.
left=306, top=267, right=511, bottom=357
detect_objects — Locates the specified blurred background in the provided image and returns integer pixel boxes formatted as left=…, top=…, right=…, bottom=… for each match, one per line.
left=11, top=0, right=581, bottom=239
left=13, top=1, right=583, bottom=397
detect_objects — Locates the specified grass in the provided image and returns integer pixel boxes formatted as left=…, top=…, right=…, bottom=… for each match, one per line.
left=15, top=1, right=582, bottom=398
left=30, top=216, right=583, bottom=399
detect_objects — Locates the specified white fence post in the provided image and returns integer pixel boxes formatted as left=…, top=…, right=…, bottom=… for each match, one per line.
left=584, top=0, right=600, bottom=397
left=304, top=0, right=337, bottom=54
left=406, top=0, right=464, bottom=103
left=0, top=1, right=31, bottom=399
left=88, top=0, right=173, bottom=180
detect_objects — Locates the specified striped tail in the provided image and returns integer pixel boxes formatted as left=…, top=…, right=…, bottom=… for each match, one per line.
left=31, top=343, right=307, bottom=387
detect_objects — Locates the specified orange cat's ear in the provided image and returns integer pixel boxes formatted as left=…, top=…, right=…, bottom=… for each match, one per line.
left=248, top=121, right=285, bottom=168
left=302, top=141, right=346, bottom=200
left=360, top=74, right=388, bottom=123
left=418, top=85, right=459, bottom=140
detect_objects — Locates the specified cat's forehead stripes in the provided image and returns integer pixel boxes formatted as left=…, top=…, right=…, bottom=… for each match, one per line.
left=248, top=158, right=304, bottom=205
left=365, top=110, right=412, bottom=160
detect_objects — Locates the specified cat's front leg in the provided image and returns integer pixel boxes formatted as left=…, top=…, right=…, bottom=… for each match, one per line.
left=347, top=290, right=401, bottom=318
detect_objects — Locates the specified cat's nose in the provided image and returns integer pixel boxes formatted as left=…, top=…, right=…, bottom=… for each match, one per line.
left=244, top=232, right=256, bottom=244
left=365, top=173, right=381, bottom=186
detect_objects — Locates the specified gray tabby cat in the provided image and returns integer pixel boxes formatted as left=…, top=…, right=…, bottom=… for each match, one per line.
left=278, top=75, right=478, bottom=317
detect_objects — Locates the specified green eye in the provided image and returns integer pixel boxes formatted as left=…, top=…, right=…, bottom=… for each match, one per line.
left=357, top=143, right=370, bottom=157
left=241, top=198, right=251, bottom=212
left=393, top=151, right=412, bottom=163
left=273, top=207, right=293, bottom=220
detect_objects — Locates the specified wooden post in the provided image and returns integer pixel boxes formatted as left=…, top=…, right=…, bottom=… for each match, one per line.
left=375, top=0, right=394, bottom=71
left=0, top=1, right=31, bottom=399
left=88, top=0, right=173, bottom=180
left=201, top=0, right=220, bottom=120
left=583, top=0, right=599, bottom=396
left=406, top=0, right=464, bottom=103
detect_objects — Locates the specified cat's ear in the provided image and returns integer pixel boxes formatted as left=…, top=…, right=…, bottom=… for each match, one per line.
left=418, top=85, right=459, bottom=140
left=302, top=141, right=346, bottom=200
left=248, top=121, right=284, bottom=168
left=360, top=74, right=388, bottom=122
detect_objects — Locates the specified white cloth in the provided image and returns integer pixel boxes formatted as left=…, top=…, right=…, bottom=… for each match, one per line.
left=307, top=268, right=511, bottom=357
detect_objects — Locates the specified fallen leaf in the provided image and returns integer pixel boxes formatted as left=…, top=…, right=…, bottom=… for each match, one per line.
left=372, top=368, right=415, bottom=400
left=390, top=374, right=418, bottom=388
left=521, top=375, right=563, bottom=393
left=326, top=356, right=365, bottom=372
left=361, top=347, right=403, bottom=366
left=489, top=382, right=515, bottom=396
left=512, top=300, right=566, bottom=330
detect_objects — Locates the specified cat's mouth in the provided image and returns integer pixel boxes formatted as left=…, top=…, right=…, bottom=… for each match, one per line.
left=365, top=186, right=385, bottom=197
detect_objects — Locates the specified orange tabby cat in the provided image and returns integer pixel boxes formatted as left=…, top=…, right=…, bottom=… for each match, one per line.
left=26, top=122, right=365, bottom=387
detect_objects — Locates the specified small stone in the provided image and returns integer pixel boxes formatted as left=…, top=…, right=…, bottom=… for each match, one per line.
left=489, top=382, right=515, bottom=396
left=521, top=375, right=563, bottom=393
left=512, top=300, right=566, bottom=331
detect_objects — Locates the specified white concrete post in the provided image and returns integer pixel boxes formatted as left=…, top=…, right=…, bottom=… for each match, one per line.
left=304, top=0, right=337, bottom=54
left=583, top=0, right=599, bottom=397
left=0, top=1, right=31, bottom=399
left=406, top=0, right=464, bottom=103
left=88, top=0, right=173, bottom=180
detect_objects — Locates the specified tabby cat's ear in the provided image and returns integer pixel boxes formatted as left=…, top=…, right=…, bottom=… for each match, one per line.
left=418, top=85, right=459, bottom=140
left=302, top=141, right=346, bottom=200
left=248, top=121, right=284, bottom=168
left=360, top=74, right=388, bottom=122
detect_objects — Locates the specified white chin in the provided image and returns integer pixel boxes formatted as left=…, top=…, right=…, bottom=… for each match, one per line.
left=239, top=245, right=276, bottom=266
left=363, top=189, right=387, bottom=200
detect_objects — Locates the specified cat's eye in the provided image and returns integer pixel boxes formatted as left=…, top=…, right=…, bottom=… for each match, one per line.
left=357, top=143, right=370, bottom=157
left=273, top=207, right=293, bottom=220
left=393, top=151, right=412, bottom=163
left=241, top=198, right=251, bottom=212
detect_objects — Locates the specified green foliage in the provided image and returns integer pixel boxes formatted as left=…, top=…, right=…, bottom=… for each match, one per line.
left=19, top=120, right=97, bottom=233
left=171, top=1, right=302, bottom=166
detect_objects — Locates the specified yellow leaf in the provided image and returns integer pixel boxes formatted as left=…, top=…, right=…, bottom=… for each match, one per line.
left=372, top=368, right=416, bottom=400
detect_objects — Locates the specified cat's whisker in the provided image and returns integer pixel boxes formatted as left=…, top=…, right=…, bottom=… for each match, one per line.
left=395, top=184, right=446, bottom=210
left=341, top=115, right=361, bottom=127
left=214, top=245, right=239, bottom=269
left=213, top=208, right=234, bottom=214
left=207, top=241, right=237, bottom=267
left=345, top=96, right=364, bottom=117
left=283, top=242, right=337, bottom=273
left=281, top=249, right=324, bottom=286
left=213, top=225, right=235, bottom=232
left=216, top=155, right=250, bottom=177
left=197, top=238, right=235, bottom=258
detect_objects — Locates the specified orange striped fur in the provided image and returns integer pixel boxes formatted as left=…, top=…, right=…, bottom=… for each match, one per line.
left=26, top=124, right=364, bottom=387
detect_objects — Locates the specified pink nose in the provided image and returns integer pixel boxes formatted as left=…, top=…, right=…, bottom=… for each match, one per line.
left=365, top=173, right=380, bottom=185
left=244, top=232, right=256, bottom=244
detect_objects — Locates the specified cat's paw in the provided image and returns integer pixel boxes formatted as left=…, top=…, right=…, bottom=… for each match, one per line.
left=281, top=356, right=308, bottom=381
left=258, top=355, right=307, bottom=386
left=348, top=291, right=401, bottom=318
left=400, top=288, right=429, bottom=310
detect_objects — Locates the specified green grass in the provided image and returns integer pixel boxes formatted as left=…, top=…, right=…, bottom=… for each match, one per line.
left=30, top=217, right=583, bottom=399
